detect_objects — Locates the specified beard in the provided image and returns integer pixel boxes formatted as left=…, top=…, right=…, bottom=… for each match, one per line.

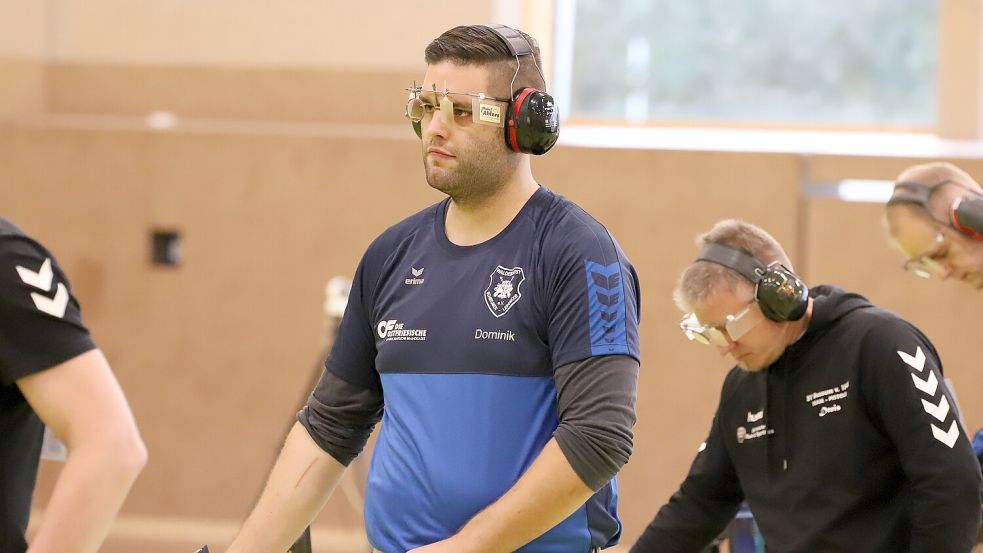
left=423, top=132, right=520, bottom=204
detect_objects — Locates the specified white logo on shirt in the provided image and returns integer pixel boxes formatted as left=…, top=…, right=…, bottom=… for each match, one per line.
left=376, top=319, right=428, bottom=341
left=15, top=257, right=69, bottom=318
left=735, top=424, right=773, bottom=444
left=747, top=409, right=763, bottom=423
left=484, top=266, right=525, bottom=317
left=806, top=381, right=849, bottom=418
left=897, top=346, right=959, bottom=448
left=474, top=328, right=516, bottom=342
left=404, top=267, right=425, bottom=285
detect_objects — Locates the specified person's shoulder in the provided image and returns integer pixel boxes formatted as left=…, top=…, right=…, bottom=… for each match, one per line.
left=361, top=201, right=441, bottom=262
left=0, top=216, right=29, bottom=240
left=844, top=301, right=924, bottom=340
left=827, top=293, right=938, bottom=361
left=534, top=187, right=625, bottom=250
left=718, top=365, right=759, bottom=408
left=0, top=217, right=52, bottom=261
left=537, top=187, right=608, bottom=231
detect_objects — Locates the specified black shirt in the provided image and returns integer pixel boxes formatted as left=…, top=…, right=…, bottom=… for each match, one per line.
left=0, top=217, right=95, bottom=553
left=632, top=286, right=982, bottom=553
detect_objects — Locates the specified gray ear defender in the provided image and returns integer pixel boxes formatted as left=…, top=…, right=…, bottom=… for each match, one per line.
left=696, top=243, right=809, bottom=322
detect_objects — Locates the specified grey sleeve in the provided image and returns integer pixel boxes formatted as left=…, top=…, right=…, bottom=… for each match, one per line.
left=297, top=369, right=384, bottom=467
left=553, top=354, right=638, bottom=491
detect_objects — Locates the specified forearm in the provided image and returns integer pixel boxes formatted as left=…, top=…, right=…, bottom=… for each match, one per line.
left=227, top=422, right=347, bottom=553
left=442, top=439, right=594, bottom=553
left=27, top=439, right=145, bottom=553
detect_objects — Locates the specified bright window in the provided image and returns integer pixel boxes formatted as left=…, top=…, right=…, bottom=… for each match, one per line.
left=555, top=0, right=939, bottom=128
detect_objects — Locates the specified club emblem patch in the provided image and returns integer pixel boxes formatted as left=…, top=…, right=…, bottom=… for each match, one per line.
left=484, top=265, right=525, bottom=318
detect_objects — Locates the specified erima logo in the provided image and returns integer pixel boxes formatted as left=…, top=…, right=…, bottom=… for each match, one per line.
left=376, top=319, right=427, bottom=341
left=405, top=267, right=425, bottom=285
left=16, top=257, right=69, bottom=318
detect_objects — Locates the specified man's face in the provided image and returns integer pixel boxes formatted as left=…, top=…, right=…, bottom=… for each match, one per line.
left=418, top=61, right=518, bottom=201
left=693, top=285, right=791, bottom=372
left=886, top=204, right=983, bottom=289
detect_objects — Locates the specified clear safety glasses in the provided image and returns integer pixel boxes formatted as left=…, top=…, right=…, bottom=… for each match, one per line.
left=902, top=232, right=948, bottom=279
left=405, top=82, right=511, bottom=130
left=679, top=302, right=765, bottom=347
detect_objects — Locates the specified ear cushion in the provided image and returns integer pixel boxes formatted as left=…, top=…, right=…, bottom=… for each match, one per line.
left=755, top=268, right=809, bottom=322
left=951, top=196, right=983, bottom=240
left=505, top=87, right=559, bottom=155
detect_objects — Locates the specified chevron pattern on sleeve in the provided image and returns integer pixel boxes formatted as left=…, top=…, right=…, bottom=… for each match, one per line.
left=16, top=257, right=69, bottom=318
left=898, top=346, right=959, bottom=448
left=584, top=260, right=629, bottom=356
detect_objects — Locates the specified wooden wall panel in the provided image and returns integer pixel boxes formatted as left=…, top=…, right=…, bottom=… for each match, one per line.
left=44, top=64, right=420, bottom=124
left=0, top=59, right=45, bottom=115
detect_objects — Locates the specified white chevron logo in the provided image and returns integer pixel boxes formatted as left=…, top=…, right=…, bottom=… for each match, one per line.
left=16, top=257, right=53, bottom=291
left=747, top=410, right=763, bottom=423
left=31, top=283, right=69, bottom=318
left=910, top=370, right=938, bottom=396
left=921, top=394, right=950, bottom=423
left=897, top=346, right=926, bottom=372
left=931, top=420, right=959, bottom=448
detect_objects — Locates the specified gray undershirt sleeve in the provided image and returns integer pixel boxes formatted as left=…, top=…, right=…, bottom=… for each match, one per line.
left=553, top=354, right=639, bottom=491
left=297, top=370, right=384, bottom=467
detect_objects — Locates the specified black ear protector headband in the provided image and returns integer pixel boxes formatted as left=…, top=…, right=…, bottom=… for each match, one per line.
left=889, top=180, right=983, bottom=241
left=696, top=243, right=809, bottom=322
left=481, top=24, right=559, bottom=155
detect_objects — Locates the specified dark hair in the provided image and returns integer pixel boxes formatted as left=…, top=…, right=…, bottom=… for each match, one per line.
left=424, top=25, right=547, bottom=95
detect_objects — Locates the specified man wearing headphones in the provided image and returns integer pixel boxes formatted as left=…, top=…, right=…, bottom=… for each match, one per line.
left=631, top=219, right=981, bottom=553
left=0, top=216, right=146, bottom=553
left=885, top=162, right=983, bottom=287
left=885, top=162, right=983, bottom=549
left=224, top=25, right=640, bottom=553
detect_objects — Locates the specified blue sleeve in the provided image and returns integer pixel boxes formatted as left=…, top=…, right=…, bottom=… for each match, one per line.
left=324, top=251, right=381, bottom=392
left=545, top=215, right=641, bottom=369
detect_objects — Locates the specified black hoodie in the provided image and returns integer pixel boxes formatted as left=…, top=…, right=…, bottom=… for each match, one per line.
left=632, top=285, right=982, bottom=553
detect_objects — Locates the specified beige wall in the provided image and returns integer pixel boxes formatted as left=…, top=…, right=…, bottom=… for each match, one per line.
left=937, top=0, right=983, bottom=139
left=42, top=0, right=494, bottom=69
left=0, top=1, right=47, bottom=114
left=0, top=0, right=47, bottom=58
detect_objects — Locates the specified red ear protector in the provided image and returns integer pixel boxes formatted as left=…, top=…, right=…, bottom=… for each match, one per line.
left=481, top=24, right=559, bottom=155
left=890, top=180, right=983, bottom=241
left=950, top=196, right=983, bottom=241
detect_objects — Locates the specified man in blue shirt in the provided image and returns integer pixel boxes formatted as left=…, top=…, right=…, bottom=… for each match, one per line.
left=225, top=24, right=640, bottom=553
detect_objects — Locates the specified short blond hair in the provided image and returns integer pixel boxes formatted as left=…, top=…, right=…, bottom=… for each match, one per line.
left=891, top=162, right=982, bottom=219
left=674, top=219, right=793, bottom=311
